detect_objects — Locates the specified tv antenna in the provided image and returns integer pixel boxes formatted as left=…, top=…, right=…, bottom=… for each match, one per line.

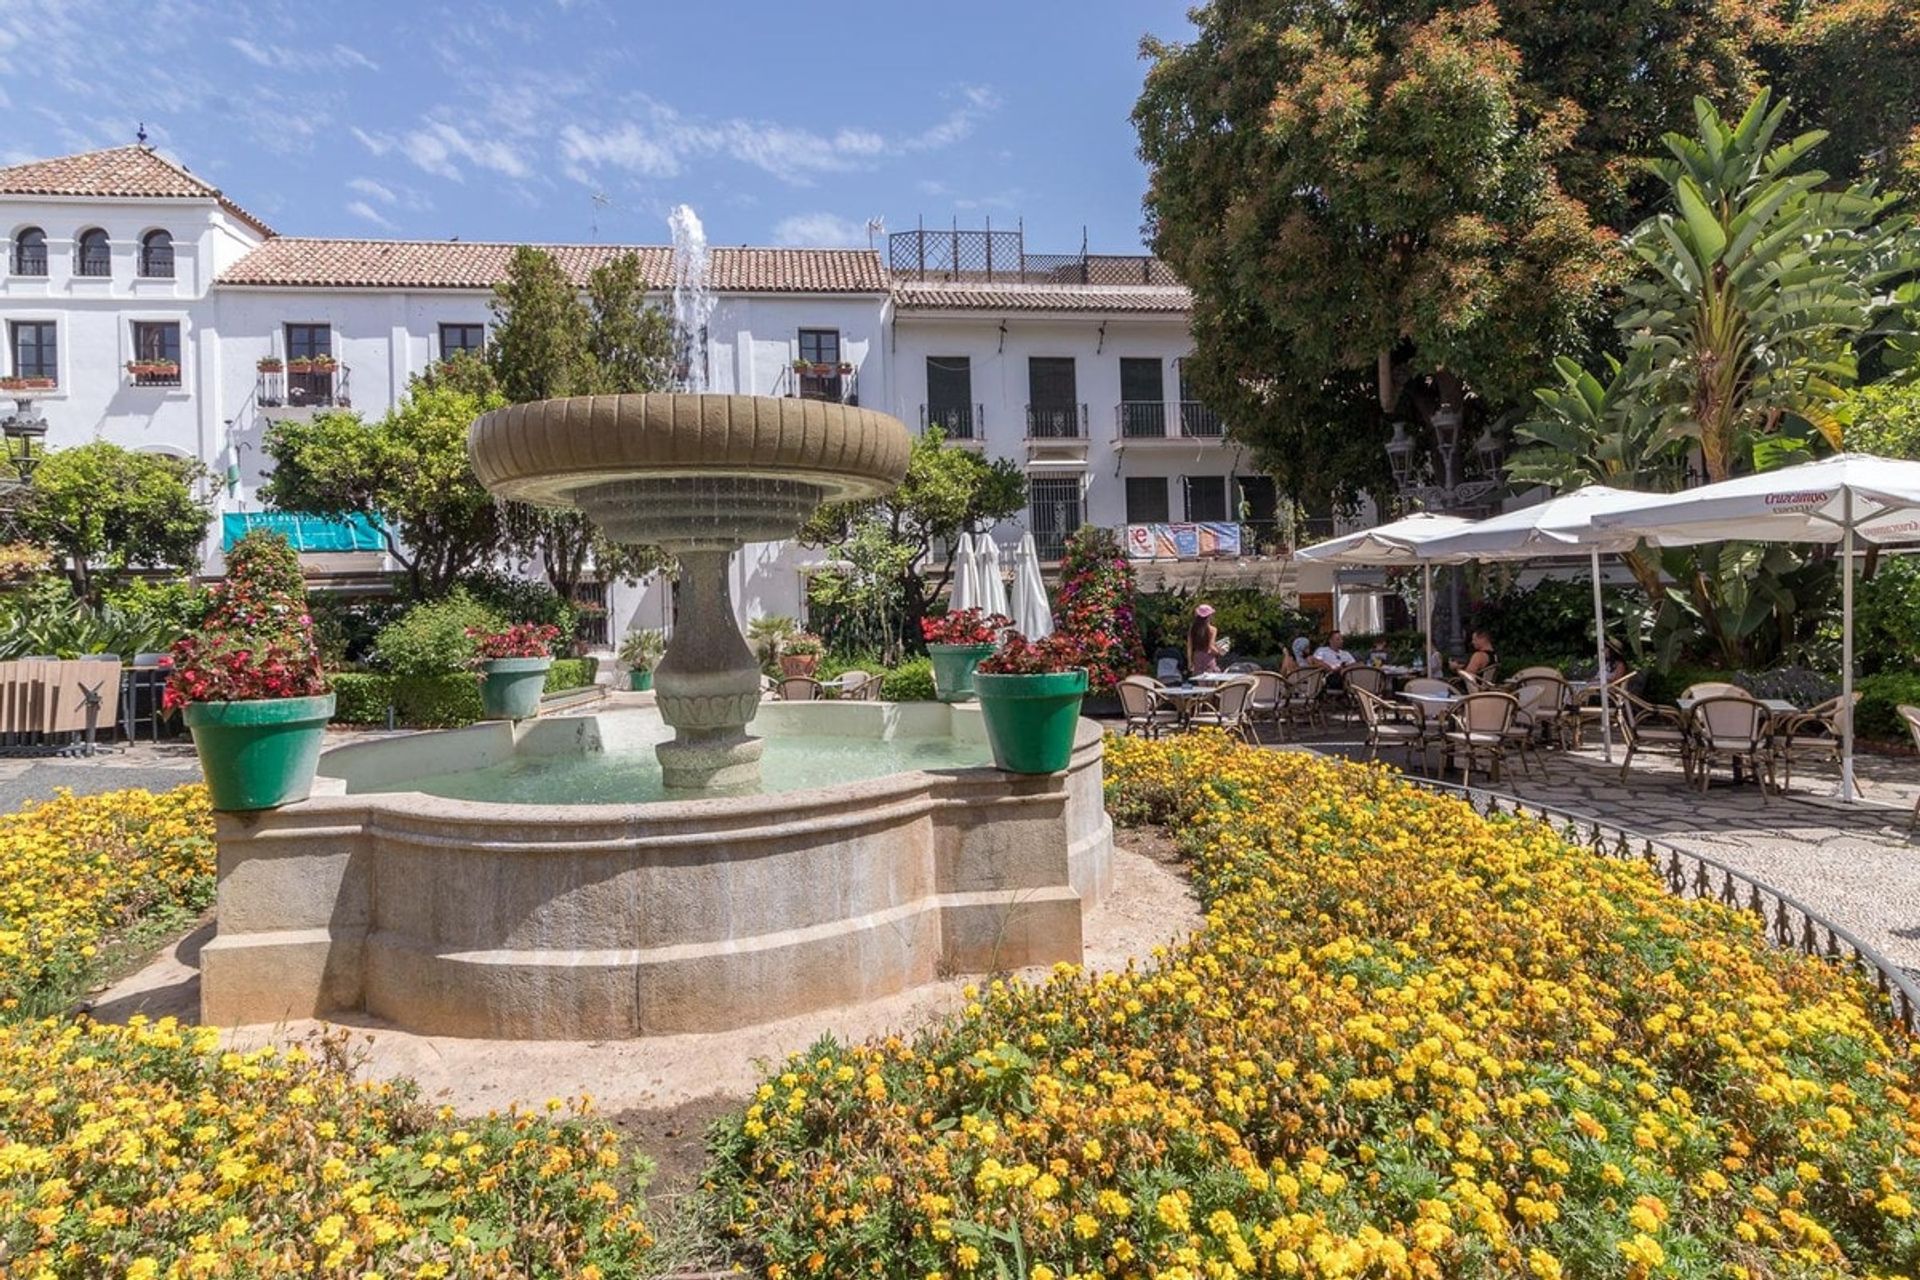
left=590, top=191, right=612, bottom=241
left=865, top=216, right=886, bottom=250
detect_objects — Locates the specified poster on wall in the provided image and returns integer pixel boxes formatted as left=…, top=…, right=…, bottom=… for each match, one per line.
left=1125, top=523, right=1244, bottom=560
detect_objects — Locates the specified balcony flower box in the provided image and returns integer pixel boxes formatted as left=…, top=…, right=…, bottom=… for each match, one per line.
left=126, top=359, right=180, bottom=380
left=0, top=376, right=54, bottom=392
left=256, top=357, right=283, bottom=373
left=837, top=362, right=854, bottom=375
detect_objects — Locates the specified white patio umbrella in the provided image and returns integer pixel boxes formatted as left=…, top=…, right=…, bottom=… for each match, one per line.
left=1590, top=453, right=1920, bottom=801
left=1418, top=485, right=1662, bottom=762
left=1012, top=532, right=1054, bottom=639
left=1295, top=512, right=1478, bottom=680
left=978, top=534, right=1010, bottom=619
left=949, top=532, right=980, bottom=614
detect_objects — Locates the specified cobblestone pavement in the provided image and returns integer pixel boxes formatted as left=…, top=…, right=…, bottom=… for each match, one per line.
left=1285, top=716, right=1920, bottom=977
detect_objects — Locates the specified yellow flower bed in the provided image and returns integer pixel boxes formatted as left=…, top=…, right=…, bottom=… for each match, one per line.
left=0, top=1017, right=652, bottom=1277
left=708, top=736, right=1920, bottom=1278
left=0, top=786, right=214, bottom=1017
left=0, top=786, right=657, bottom=1277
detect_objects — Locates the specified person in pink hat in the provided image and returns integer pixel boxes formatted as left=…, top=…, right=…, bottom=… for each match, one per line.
left=1186, top=603, right=1224, bottom=676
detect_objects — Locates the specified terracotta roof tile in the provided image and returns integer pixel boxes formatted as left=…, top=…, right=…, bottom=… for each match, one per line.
left=217, top=237, right=889, bottom=292
left=0, top=146, right=275, bottom=236
left=891, top=280, right=1191, bottom=314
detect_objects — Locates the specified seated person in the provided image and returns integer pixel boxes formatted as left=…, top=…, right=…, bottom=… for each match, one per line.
left=1451, top=629, right=1497, bottom=682
left=1311, top=631, right=1358, bottom=672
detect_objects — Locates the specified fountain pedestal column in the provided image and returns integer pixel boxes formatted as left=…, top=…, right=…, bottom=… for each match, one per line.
left=653, top=548, right=764, bottom=790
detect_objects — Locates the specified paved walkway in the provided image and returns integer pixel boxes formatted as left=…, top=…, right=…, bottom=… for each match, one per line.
left=1291, top=717, right=1920, bottom=976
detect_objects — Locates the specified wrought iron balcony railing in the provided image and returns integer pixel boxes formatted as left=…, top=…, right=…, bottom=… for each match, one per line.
left=138, top=248, right=174, bottom=279
left=921, top=404, right=984, bottom=440
left=1025, top=404, right=1088, bottom=439
left=257, top=364, right=351, bottom=410
left=1117, top=401, right=1168, bottom=439
left=1179, top=401, right=1224, bottom=438
left=9, top=249, right=46, bottom=277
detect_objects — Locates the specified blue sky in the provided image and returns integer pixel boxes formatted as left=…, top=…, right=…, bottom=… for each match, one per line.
left=0, top=0, right=1194, bottom=254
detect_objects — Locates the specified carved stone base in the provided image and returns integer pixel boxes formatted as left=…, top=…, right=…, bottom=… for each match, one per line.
left=656, top=730, right=765, bottom=791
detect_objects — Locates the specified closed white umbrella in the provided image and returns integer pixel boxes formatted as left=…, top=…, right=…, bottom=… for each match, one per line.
left=979, top=534, right=1010, bottom=619
left=1591, top=454, right=1920, bottom=800
left=950, top=532, right=979, bottom=614
left=1014, top=532, right=1054, bottom=639
left=1419, top=485, right=1663, bottom=761
left=1295, top=512, right=1479, bottom=680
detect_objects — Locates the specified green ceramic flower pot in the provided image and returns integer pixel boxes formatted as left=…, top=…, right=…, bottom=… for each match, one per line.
left=182, top=693, right=336, bottom=812
left=628, top=667, right=654, bottom=692
left=928, top=642, right=998, bottom=703
left=973, top=670, right=1088, bottom=773
left=480, top=657, right=552, bottom=720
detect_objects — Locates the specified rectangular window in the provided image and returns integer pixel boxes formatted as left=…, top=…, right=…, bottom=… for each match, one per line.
left=1026, top=357, right=1079, bottom=437
left=1235, top=474, right=1278, bottom=526
left=1028, top=475, right=1084, bottom=561
left=440, top=323, right=485, bottom=358
left=1177, top=359, right=1222, bottom=437
left=10, top=321, right=56, bottom=383
left=925, top=356, right=975, bottom=437
left=283, top=323, right=335, bottom=406
left=1118, top=357, right=1166, bottom=438
left=130, top=321, right=182, bottom=385
left=1125, top=476, right=1170, bottom=524
left=796, top=328, right=843, bottom=402
left=1185, top=475, right=1229, bottom=522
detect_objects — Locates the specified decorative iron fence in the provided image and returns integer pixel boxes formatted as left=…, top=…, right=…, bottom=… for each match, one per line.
left=9, top=247, right=46, bottom=276
left=1117, top=401, right=1168, bottom=439
left=1403, top=775, right=1919, bottom=1038
left=1026, top=404, right=1087, bottom=439
left=1179, top=402, right=1224, bottom=438
left=921, top=404, right=983, bottom=439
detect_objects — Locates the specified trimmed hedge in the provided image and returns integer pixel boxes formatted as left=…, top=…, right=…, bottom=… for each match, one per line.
left=878, top=656, right=936, bottom=701
left=327, top=671, right=484, bottom=728
left=544, top=657, right=597, bottom=693
left=1858, top=671, right=1920, bottom=742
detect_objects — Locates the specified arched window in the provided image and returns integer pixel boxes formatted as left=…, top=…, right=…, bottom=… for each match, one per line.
left=76, top=227, right=110, bottom=277
left=139, top=229, right=174, bottom=279
left=11, top=227, right=45, bottom=277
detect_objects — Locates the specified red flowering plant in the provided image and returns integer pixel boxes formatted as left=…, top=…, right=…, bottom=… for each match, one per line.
left=1050, top=526, right=1146, bottom=690
left=468, top=622, right=563, bottom=662
left=165, top=530, right=327, bottom=709
left=977, top=629, right=1110, bottom=676
left=919, top=607, right=1009, bottom=646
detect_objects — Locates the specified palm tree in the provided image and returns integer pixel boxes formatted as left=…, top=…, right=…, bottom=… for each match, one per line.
left=1620, top=90, right=1915, bottom=482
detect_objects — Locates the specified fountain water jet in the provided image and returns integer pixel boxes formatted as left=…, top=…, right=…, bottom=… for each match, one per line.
left=470, top=395, right=909, bottom=789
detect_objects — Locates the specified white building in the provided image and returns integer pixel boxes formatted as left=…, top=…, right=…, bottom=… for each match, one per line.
left=0, top=145, right=1362, bottom=638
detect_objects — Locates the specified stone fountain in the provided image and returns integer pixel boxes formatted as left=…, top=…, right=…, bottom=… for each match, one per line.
left=468, top=395, right=910, bottom=789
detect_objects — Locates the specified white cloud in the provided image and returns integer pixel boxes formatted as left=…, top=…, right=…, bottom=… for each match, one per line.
left=391, top=120, right=529, bottom=183
left=226, top=36, right=377, bottom=72
left=772, top=213, right=871, bottom=248
left=347, top=176, right=396, bottom=204
left=351, top=127, right=392, bottom=157
left=345, top=199, right=397, bottom=231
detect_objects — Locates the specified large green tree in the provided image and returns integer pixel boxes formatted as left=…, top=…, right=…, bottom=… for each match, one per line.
left=260, top=364, right=505, bottom=597
left=24, top=442, right=210, bottom=598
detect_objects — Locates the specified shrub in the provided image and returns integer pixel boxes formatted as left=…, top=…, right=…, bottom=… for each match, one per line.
left=370, top=589, right=504, bottom=677
left=391, top=673, right=484, bottom=728
left=544, top=657, right=595, bottom=693
left=1137, top=586, right=1318, bottom=665
left=1857, top=671, right=1920, bottom=741
left=816, top=650, right=886, bottom=684
left=0, top=577, right=207, bottom=659
left=455, top=569, right=579, bottom=638
left=617, top=627, right=665, bottom=672
left=1052, top=526, right=1145, bottom=689
left=307, top=593, right=404, bottom=668
left=879, top=657, right=936, bottom=701
left=1734, top=665, right=1839, bottom=708
left=327, top=671, right=393, bottom=724
left=1856, top=554, right=1920, bottom=675
left=0, top=785, right=212, bottom=1019
left=1640, top=664, right=1739, bottom=705
left=707, top=738, right=1920, bottom=1277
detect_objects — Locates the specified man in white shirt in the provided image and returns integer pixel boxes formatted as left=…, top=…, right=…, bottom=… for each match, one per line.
left=1312, top=631, right=1358, bottom=672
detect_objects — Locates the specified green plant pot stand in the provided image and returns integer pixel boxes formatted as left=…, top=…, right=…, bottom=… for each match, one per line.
left=480, top=657, right=552, bottom=720
left=628, top=668, right=654, bottom=692
left=183, top=693, right=336, bottom=811
left=928, top=642, right=998, bottom=703
left=973, top=670, right=1088, bottom=773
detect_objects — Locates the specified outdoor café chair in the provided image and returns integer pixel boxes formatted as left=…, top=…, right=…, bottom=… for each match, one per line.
left=1353, top=687, right=1425, bottom=772
left=1899, top=705, right=1920, bottom=831
left=1443, top=692, right=1520, bottom=786
left=1617, top=689, right=1693, bottom=783
left=1342, top=665, right=1392, bottom=723
left=1246, top=670, right=1286, bottom=741
left=1681, top=680, right=1745, bottom=702
left=1118, top=676, right=1181, bottom=739
left=1511, top=673, right=1572, bottom=753
left=837, top=670, right=876, bottom=699
left=1771, top=692, right=1859, bottom=794
left=1225, top=660, right=1260, bottom=674
left=1509, top=665, right=1562, bottom=681
left=777, top=675, right=824, bottom=701
left=1691, top=694, right=1774, bottom=797
left=1569, top=672, right=1634, bottom=750
left=1186, top=676, right=1260, bottom=744
left=1401, top=677, right=1455, bottom=753
left=1280, top=668, right=1327, bottom=733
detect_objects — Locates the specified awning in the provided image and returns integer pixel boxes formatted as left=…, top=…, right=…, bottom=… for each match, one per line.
left=221, top=511, right=387, bottom=553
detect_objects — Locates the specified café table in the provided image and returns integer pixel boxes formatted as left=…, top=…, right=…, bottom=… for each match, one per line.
left=1396, top=689, right=1463, bottom=775
left=1675, top=695, right=1796, bottom=786
left=1156, top=683, right=1222, bottom=727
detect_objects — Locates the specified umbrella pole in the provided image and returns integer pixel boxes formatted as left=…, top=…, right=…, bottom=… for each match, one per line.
left=1842, top=495, right=1856, bottom=803
left=1591, top=547, right=1613, bottom=763
left=1422, top=563, right=1434, bottom=675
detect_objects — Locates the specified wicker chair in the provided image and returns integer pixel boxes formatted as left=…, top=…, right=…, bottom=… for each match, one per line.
left=1343, top=666, right=1392, bottom=724
left=1691, top=694, right=1774, bottom=796
left=1443, top=692, right=1519, bottom=786
left=777, top=676, right=824, bottom=701
left=1681, top=681, right=1744, bottom=702
left=1246, top=670, right=1286, bottom=741
left=1354, top=687, right=1425, bottom=771
left=1771, top=692, right=1859, bottom=794
left=838, top=670, right=875, bottom=699
left=1569, top=672, right=1634, bottom=750
left=1510, top=674, right=1571, bottom=758
left=1899, top=705, right=1920, bottom=831
left=1187, top=676, right=1260, bottom=743
left=1280, top=668, right=1327, bottom=734
left=1401, top=677, right=1456, bottom=758
left=1617, top=690, right=1692, bottom=782
left=1118, top=676, right=1181, bottom=739
left=1509, top=665, right=1562, bottom=681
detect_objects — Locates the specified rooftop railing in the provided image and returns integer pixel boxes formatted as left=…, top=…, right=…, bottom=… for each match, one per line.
left=889, top=224, right=1177, bottom=286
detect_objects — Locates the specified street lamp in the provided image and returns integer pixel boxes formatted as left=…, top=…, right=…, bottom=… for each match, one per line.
left=1382, top=408, right=1503, bottom=651
left=0, top=398, right=47, bottom=487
